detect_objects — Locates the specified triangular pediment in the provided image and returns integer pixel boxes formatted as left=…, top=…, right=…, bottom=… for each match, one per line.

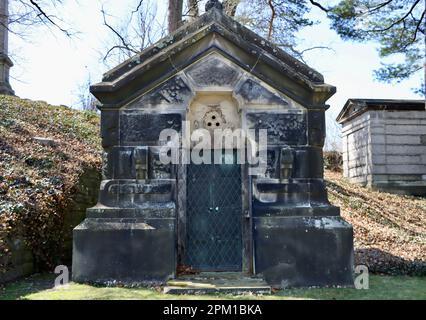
left=124, top=51, right=305, bottom=111
left=91, top=7, right=335, bottom=108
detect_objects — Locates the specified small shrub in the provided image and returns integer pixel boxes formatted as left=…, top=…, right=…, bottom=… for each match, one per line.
left=324, top=151, right=343, bottom=172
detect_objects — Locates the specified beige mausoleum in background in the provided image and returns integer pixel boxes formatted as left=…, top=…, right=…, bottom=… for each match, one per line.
left=337, top=99, right=426, bottom=196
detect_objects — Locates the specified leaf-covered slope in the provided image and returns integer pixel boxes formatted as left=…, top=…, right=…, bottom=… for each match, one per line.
left=326, top=170, right=426, bottom=275
left=0, top=95, right=101, bottom=271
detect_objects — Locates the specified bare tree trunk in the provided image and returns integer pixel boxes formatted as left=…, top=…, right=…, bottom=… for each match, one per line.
left=223, top=0, right=240, bottom=16
left=187, top=0, right=199, bottom=21
left=168, top=0, right=184, bottom=34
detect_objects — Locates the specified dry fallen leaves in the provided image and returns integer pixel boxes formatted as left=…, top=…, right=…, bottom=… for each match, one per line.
left=326, top=170, right=426, bottom=275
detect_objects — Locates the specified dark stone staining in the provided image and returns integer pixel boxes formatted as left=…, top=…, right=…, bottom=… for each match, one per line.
left=149, top=149, right=172, bottom=179
left=257, top=147, right=323, bottom=180
left=293, top=148, right=323, bottom=179
left=108, top=181, right=173, bottom=195
left=101, top=110, right=119, bottom=148
left=308, top=111, right=325, bottom=147
left=136, top=76, right=193, bottom=107
left=102, top=152, right=112, bottom=180
left=117, top=148, right=136, bottom=179
left=247, top=112, right=307, bottom=146
left=98, top=179, right=175, bottom=208
left=280, top=148, right=294, bottom=180
left=120, top=113, right=182, bottom=145
left=253, top=216, right=353, bottom=287
left=108, top=146, right=172, bottom=180
left=237, top=79, right=289, bottom=105
left=87, top=205, right=176, bottom=219
left=265, top=149, right=279, bottom=178
left=73, top=218, right=176, bottom=284
left=186, top=57, right=239, bottom=86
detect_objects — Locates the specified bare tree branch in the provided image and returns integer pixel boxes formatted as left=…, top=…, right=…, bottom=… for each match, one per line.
left=367, top=0, right=422, bottom=33
left=308, top=0, right=329, bottom=13
left=28, top=0, right=71, bottom=36
left=132, top=0, right=144, bottom=14
left=267, top=0, right=276, bottom=40
left=101, top=6, right=139, bottom=61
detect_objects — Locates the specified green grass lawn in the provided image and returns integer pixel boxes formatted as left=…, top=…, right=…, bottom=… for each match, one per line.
left=1, top=274, right=425, bottom=300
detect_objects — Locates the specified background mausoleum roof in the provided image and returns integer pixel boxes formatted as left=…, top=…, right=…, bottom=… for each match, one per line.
left=337, top=99, right=426, bottom=124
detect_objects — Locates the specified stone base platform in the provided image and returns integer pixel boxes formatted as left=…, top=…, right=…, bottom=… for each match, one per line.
left=72, top=216, right=176, bottom=285
left=163, top=273, right=271, bottom=295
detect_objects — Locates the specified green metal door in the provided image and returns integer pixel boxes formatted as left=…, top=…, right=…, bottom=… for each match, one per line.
left=185, top=153, right=243, bottom=271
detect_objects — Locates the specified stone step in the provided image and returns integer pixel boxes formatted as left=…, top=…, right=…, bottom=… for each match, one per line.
left=163, top=272, right=272, bottom=295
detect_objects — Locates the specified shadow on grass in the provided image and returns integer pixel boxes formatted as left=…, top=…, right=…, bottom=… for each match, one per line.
left=355, top=248, right=426, bottom=277
left=0, top=273, right=56, bottom=300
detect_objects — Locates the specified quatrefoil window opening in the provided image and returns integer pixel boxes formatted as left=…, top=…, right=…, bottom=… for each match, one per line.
left=204, top=109, right=225, bottom=129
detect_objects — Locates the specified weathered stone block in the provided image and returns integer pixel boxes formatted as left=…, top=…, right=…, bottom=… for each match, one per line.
left=120, top=112, right=182, bottom=145
left=246, top=112, right=307, bottom=146
left=307, top=111, right=325, bottom=146
left=293, top=147, right=323, bottom=178
left=72, top=218, right=176, bottom=284
left=254, top=216, right=353, bottom=288
left=101, top=110, right=119, bottom=148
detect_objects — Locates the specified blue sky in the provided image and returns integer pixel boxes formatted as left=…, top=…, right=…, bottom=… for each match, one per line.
left=8, top=0, right=424, bottom=129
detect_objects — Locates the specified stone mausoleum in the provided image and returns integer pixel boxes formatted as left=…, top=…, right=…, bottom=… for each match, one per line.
left=73, top=1, right=353, bottom=288
left=337, top=99, right=426, bottom=196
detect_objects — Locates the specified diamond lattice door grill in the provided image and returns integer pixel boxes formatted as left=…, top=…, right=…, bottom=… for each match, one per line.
left=185, top=153, right=243, bottom=271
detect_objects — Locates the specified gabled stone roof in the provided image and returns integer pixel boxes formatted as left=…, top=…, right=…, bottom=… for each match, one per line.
left=337, top=98, right=426, bottom=124
left=91, top=6, right=335, bottom=108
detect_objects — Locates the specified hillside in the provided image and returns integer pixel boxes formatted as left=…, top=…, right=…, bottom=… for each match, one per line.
left=0, top=95, right=101, bottom=278
left=326, top=170, right=426, bottom=275
left=0, top=94, right=425, bottom=280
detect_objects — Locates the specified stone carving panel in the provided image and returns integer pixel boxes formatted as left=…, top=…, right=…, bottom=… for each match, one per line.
left=236, top=78, right=289, bottom=106
left=246, top=112, right=307, bottom=146
left=185, top=55, right=241, bottom=87
left=127, top=75, right=193, bottom=109
left=120, top=112, right=182, bottom=145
